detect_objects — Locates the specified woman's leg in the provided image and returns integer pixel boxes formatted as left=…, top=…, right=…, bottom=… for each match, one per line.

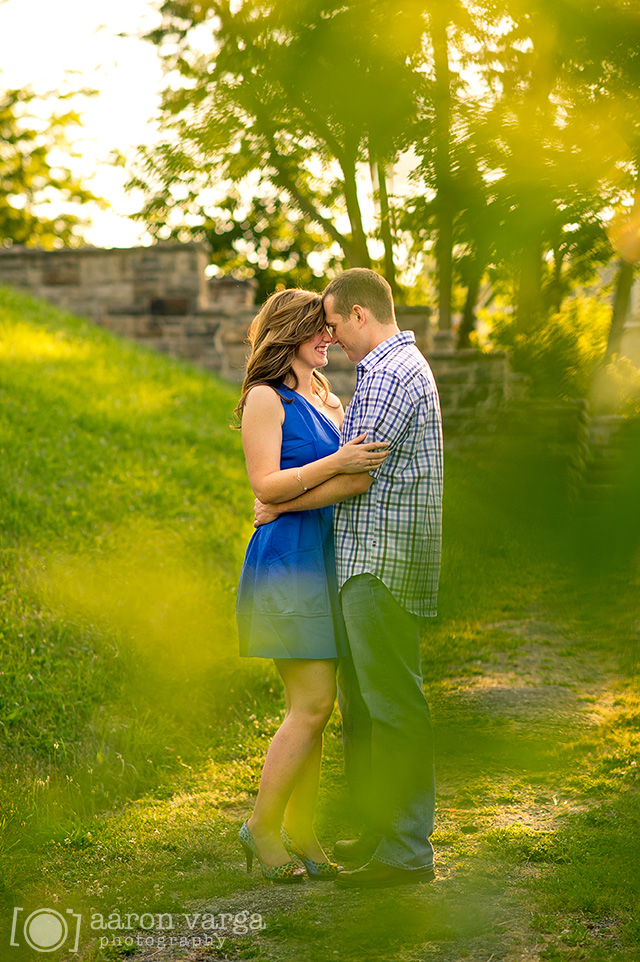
left=275, top=673, right=328, bottom=859
left=247, top=658, right=336, bottom=865
left=282, top=733, right=324, bottom=857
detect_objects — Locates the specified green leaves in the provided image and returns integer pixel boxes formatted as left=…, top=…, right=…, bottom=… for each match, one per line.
left=0, top=86, right=104, bottom=249
left=132, top=0, right=640, bottom=360
left=131, top=0, right=424, bottom=277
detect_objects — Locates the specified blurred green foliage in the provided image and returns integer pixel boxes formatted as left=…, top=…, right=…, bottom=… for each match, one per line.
left=486, top=293, right=612, bottom=401
left=0, top=87, right=104, bottom=248
left=204, top=193, right=340, bottom=302
left=131, top=0, right=640, bottom=353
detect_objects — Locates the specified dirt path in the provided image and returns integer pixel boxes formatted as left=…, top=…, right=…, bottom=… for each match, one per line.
left=423, top=614, right=625, bottom=962
left=96, top=614, right=628, bottom=962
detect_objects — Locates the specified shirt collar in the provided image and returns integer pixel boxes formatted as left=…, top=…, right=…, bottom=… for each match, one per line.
left=356, top=329, right=416, bottom=379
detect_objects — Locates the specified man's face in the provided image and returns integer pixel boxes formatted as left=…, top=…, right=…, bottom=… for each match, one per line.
left=323, top=294, right=367, bottom=363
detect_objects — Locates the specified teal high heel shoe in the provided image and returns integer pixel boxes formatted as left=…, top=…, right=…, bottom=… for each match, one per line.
left=238, top=821, right=305, bottom=884
left=281, top=827, right=343, bottom=881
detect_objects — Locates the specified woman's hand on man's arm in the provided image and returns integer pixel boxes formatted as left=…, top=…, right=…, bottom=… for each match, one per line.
left=242, top=385, right=388, bottom=504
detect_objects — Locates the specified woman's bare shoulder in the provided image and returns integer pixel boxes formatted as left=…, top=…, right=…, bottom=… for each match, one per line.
left=243, top=384, right=285, bottom=421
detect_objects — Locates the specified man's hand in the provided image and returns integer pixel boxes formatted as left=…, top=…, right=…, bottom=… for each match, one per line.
left=254, top=498, right=281, bottom=527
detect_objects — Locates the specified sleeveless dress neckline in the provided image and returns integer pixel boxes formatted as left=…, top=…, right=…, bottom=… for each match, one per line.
left=285, top=388, right=341, bottom=435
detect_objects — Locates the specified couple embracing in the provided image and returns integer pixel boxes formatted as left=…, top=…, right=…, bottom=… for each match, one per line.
left=235, top=268, right=443, bottom=889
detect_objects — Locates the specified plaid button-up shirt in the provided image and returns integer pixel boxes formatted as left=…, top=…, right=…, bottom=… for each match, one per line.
left=334, top=330, right=443, bottom=617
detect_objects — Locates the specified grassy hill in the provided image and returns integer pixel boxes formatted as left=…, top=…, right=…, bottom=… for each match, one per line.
left=1, top=285, right=639, bottom=962
left=0, top=287, right=265, bottom=902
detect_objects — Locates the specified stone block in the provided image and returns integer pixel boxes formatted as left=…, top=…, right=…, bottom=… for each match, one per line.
left=458, top=385, right=492, bottom=408
left=150, top=297, right=191, bottom=316
left=227, top=345, right=250, bottom=372
left=209, top=277, right=258, bottom=309
left=474, top=360, right=508, bottom=382
left=135, top=316, right=164, bottom=338
left=434, top=369, right=471, bottom=385
left=432, top=330, right=456, bottom=355
left=221, top=325, right=248, bottom=346
left=105, top=316, right=136, bottom=337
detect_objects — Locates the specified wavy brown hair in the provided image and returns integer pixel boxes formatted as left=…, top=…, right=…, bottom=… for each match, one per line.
left=234, top=289, right=332, bottom=421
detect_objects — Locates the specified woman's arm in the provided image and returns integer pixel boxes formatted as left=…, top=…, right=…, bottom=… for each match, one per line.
left=241, top=385, right=387, bottom=504
left=254, top=471, right=373, bottom=526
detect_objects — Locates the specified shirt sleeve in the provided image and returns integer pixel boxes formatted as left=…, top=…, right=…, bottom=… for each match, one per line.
left=342, top=370, right=413, bottom=478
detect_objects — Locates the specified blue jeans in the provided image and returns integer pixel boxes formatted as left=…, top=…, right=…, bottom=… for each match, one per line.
left=338, top=574, right=435, bottom=870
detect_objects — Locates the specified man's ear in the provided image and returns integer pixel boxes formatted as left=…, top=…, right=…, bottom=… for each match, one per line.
left=352, top=304, right=367, bottom=327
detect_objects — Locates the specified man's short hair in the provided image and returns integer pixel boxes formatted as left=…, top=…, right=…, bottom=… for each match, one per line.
left=323, top=268, right=395, bottom=324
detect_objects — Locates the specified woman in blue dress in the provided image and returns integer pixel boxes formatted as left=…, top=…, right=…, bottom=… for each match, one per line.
left=235, top=289, right=388, bottom=883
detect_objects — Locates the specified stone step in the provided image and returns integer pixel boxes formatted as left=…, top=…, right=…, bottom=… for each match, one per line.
left=580, top=482, right=618, bottom=502
left=583, top=459, right=624, bottom=483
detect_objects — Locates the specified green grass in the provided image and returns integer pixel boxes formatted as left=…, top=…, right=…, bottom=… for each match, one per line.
left=0, top=286, right=267, bottom=934
left=1, top=284, right=639, bottom=962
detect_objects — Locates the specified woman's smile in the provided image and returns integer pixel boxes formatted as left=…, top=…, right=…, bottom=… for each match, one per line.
left=295, top=332, right=332, bottom=369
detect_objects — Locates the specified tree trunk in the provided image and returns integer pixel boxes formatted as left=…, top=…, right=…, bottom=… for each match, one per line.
left=515, top=237, right=544, bottom=331
left=430, top=9, right=454, bottom=332
left=272, top=164, right=364, bottom=267
left=376, top=161, right=398, bottom=296
left=511, top=14, right=557, bottom=333
left=340, top=151, right=371, bottom=268
left=457, top=266, right=482, bottom=349
left=548, top=246, right=565, bottom=314
left=605, top=182, right=640, bottom=359
left=606, top=257, right=636, bottom=360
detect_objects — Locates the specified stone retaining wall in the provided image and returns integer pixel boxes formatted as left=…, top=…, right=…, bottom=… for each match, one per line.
left=0, top=243, right=524, bottom=441
left=0, top=243, right=212, bottom=318
left=1, top=243, right=635, bottom=508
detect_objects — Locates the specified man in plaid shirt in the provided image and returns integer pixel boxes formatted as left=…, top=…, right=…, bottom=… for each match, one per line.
left=323, top=269, right=442, bottom=888
left=254, top=269, right=443, bottom=888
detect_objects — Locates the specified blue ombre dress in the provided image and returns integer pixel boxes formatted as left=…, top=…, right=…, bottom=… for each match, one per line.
left=236, top=387, right=348, bottom=659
